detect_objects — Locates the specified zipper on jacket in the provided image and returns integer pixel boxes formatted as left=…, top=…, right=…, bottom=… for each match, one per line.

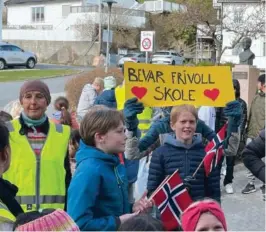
left=35, top=155, right=41, bottom=210
left=25, top=127, right=49, bottom=211
left=114, top=167, right=124, bottom=213
left=185, top=150, right=188, bottom=177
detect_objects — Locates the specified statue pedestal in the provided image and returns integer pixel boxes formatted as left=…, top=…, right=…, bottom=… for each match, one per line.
left=232, top=65, right=260, bottom=113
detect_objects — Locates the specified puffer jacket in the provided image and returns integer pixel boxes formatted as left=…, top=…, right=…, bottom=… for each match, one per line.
left=139, top=117, right=216, bottom=153
left=147, top=134, right=221, bottom=202
left=243, top=129, right=265, bottom=183
left=247, top=92, right=265, bottom=139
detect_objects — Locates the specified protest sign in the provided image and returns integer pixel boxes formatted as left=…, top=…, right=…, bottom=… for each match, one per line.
left=124, top=63, right=235, bottom=107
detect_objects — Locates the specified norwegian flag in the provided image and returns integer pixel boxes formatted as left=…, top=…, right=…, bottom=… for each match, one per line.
left=204, top=124, right=227, bottom=176
left=151, top=170, right=193, bottom=231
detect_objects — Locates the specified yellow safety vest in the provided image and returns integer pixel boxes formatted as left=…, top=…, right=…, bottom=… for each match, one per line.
left=4, top=119, right=70, bottom=212
left=115, top=85, right=152, bottom=136
left=0, top=201, right=15, bottom=223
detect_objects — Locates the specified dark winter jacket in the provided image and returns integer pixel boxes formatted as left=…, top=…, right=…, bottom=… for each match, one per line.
left=94, top=89, right=117, bottom=109
left=243, top=129, right=265, bottom=183
left=233, top=79, right=248, bottom=136
left=215, top=107, right=227, bottom=133
left=0, top=178, right=23, bottom=217
left=216, top=98, right=247, bottom=134
left=139, top=117, right=216, bottom=152
left=237, top=98, right=248, bottom=136
left=147, top=134, right=221, bottom=202
left=216, top=80, right=247, bottom=137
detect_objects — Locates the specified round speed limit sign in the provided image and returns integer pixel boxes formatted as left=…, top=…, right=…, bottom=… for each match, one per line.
left=140, top=31, right=154, bottom=52
left=142, top=38, right=151, bottom=50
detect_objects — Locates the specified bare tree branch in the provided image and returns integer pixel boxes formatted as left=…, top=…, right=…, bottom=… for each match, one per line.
left=174, top=0, right=265, bottom=63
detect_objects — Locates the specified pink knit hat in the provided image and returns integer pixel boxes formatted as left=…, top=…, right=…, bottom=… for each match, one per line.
left=15, top=209, right=80, bottom=231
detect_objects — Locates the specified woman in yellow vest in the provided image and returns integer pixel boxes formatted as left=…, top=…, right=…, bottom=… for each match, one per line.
left=3, top=80, right=71, bottom=213
left=0, top=120, right=23, bottom=230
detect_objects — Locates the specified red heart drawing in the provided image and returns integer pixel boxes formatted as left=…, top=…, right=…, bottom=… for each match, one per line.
left=131, top=86, right=147, bottom=100
left=204, top=88, right=220, bottom=101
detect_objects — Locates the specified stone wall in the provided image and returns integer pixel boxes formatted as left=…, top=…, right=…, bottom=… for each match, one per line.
left=5, top=40, right=100, bottom=66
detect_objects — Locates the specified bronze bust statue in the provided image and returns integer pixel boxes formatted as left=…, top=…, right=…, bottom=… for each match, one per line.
left=239, top=37, right=255, bottom=65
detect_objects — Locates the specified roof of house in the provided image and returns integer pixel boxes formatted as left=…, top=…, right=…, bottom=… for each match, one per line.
left=5, top=0, right=79, bottom=5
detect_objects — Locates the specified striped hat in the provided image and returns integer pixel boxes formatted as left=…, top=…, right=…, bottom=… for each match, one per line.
left=15, top=209, right=80, bottom=231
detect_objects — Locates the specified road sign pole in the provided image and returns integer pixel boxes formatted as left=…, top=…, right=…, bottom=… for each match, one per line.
left=145, top=51, right=148, bottom=63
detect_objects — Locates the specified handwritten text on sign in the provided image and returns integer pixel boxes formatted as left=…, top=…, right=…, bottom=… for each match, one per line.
left=124, top=63, right=235, bottom=107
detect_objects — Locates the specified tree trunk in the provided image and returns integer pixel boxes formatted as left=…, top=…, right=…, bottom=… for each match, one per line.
left=215, top=40, right=222, bottom=65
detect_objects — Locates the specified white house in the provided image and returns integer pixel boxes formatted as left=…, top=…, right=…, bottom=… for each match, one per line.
left=3, top=0, right=147, bottom=41
left=217, top=0, right=266, bottom=69
left=2, top=0, right=183, bottom=64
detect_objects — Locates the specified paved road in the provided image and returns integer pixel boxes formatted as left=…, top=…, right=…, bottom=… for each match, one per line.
left=35, top=63, right=93, bottom=71
left=221, top=163, right=265, bottom=231
left=6, top=63, right=93, bottom=71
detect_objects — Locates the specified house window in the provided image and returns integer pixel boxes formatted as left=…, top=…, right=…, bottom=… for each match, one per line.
left=233, top=9, right=242, bottom=24
left=32, top=7, right=44, bottom=22
left=62, top=5, right=71, bottom=17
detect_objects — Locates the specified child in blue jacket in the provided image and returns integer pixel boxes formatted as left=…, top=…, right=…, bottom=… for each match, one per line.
left=67, top=106, right=152, bottom=231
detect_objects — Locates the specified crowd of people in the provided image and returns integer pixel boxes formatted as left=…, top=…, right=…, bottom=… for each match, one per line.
left=0, top=69, right=265, bottom=231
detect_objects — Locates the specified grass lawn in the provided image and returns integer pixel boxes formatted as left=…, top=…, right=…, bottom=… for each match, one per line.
left=0, top=69, right=80, bottom=82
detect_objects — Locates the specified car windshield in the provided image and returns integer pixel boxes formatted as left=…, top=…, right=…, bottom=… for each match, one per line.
left=124, top=54, right=137, bottom=57
left=154, top=52, right=170, bottom=56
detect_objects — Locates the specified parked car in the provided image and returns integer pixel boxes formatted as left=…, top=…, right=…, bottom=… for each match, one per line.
left=0, top=42, right=37, bottom=70
left=151, top=51, right=184, bottom=65
left=117, top=52, right=147, bottom=67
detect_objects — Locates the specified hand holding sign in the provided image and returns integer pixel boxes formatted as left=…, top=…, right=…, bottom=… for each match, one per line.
left=125, top=63, right=235, bottom=107
left=124, top=98, right=144, bottom=134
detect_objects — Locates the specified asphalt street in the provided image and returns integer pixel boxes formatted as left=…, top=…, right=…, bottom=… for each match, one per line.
left=5, top=63, right=92, bottom=71
left=221, top=163, right=265, bottom=231
left=35, top=63, right=93, bottom=71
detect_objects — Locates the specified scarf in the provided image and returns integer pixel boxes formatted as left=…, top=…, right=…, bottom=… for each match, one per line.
left=21, top=112, right=47, bottom=128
